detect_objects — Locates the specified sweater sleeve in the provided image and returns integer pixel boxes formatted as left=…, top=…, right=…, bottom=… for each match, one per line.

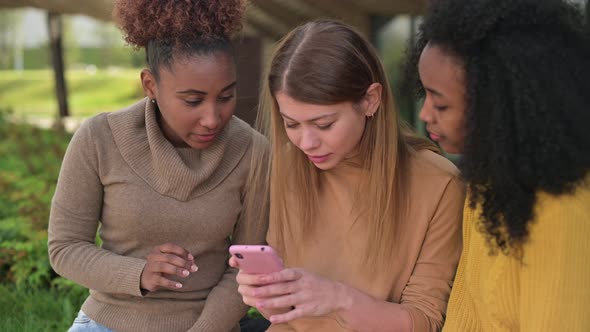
left=400, top=177, right=465, bottom=332
left=520, top=190, right=590, bottom=331
left=189, top=135, right=270, bottom=332
left=48, top=118, right=146, bottom=297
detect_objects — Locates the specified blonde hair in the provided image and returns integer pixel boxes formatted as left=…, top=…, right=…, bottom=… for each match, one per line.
left=253, top=20, right=437, bottom=267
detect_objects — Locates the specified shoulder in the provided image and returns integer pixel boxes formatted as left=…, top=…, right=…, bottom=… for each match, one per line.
left=83, top=99, right=145, bottom=138
left=80, top=112, right=109, bottom=133
left=227, top=116, right=270, bottom=155
left=70, top=112, right=110, bottom=147
left=69, top=100, right=146, bottom=158
left=407, top=149, right=463, bottom=193
left=537, top=176, right=590, bottom=210
left=399, top=150, right=465, bottom=224
left=405, top=149, right=465, bottom=211
left=523, top=176, right=590, bottom=265
left=533, top=177, right=590, bottom=231
left=228, top=116, right=267, bottom=141
left=409, top=149, right=460, bottom=178
left=76, top=99, right=146, bottom=139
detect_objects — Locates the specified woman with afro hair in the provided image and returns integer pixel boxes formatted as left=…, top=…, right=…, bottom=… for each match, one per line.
left=404, top=0, right=590, bottom=330
left=48, top=1, right=268, bottom=331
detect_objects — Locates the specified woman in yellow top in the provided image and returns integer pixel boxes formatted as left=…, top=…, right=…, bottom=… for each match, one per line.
left=403, top=0, right=590, bottom=330
left=231, top=20, right=465, bottom=331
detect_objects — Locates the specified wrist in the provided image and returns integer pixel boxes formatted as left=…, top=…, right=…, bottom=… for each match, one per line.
left=336, top=281, right=356, bottom=312
left=335, top=282, right=374, bottom=330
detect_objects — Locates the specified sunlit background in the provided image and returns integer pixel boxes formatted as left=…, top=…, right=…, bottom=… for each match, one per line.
left=0, top=1, right=587, bottom=331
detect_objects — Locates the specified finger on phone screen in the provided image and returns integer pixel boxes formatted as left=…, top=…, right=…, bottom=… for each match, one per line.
left=229, top=256, right=239, bottom=268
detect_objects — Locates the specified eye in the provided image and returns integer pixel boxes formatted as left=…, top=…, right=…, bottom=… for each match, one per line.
left=317, top=123, right=334, bottom=130
left=285, top=122, right=299, bottom=129
left=218, top=95, right=234, bottom=102
left=185, top=100, right=203, bottom=106
left=434, top=105, right=448, bottom=112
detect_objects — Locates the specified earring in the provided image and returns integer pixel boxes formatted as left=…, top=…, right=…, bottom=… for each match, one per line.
left=367, top=112, right=374, bottom=119
left=151, top=99, right=156, bottom=104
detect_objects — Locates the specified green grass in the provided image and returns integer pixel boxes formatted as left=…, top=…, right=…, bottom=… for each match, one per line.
left=0, top=283, right=87, bottom=332
left=0, top=69, right=144, bottom=119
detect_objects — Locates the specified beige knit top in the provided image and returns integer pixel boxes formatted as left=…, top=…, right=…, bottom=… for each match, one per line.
left=48, top=98, right=268, bottom=332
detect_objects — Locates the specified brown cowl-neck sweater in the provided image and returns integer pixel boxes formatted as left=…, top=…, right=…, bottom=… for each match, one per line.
left=48, top=98, right=268, bottom=332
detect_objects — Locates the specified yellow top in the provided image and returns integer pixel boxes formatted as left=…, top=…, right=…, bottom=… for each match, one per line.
left=443, top=178, right=590, bottom=332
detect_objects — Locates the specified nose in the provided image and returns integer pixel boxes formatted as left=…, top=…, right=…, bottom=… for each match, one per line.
left=418, top=97, right=434, bottom=124
left=298, top=128, right=320, bottom=152
left=199, top=104, right=221, bottom=130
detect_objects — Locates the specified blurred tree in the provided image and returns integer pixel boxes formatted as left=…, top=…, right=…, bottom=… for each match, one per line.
left=0, top=9, right=22, bottom=70
left=47, top=12, right=69, bottom=119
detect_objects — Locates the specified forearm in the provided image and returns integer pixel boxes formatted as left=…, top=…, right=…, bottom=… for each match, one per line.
left=48, top=200, right=147, bottom=296
left=338, top=283, right=412, bottom=332
left=48, top=231, right=146, bottom=296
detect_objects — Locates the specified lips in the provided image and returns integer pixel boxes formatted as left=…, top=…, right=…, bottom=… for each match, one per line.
left=194, top=132, right=218, bottom=143
left=426, top=127, right=442, bottom=142
left=429, top=132, right=441, bottom=141
left=306, top=153, right=331, bottom=164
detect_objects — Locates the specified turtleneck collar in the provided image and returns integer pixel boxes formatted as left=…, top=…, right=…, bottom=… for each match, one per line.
left=107, top=98, right=252, bottom=201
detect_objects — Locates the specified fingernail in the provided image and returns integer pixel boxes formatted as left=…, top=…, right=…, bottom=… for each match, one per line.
left=182, top=270, right=189, bottom=276
left=176, top=283, right=182, bottom=288
left=191, top=264, right=198, bottom=272
left=188, top=253, right=194, bottom=260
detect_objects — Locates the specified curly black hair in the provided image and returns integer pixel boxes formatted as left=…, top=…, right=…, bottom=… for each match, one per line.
left=403, top=0, right=590, bottom=255
left=113, top=0, right=245, bottom=79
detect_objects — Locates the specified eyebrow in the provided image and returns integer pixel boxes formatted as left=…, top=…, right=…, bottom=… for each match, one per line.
left=176, top=81, right=237, bottom=95
left=425, top=87, right=443, bottom=97
left=280, top=112, right=337, bottom=122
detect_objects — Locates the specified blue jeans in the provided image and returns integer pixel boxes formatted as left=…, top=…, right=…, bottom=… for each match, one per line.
left=67, top=311, right=114, bottom=332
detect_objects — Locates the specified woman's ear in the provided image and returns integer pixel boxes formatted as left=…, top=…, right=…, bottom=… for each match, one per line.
left=141, top=69, right=157, bottom=100
left=362, top=83, right=382, bottom=117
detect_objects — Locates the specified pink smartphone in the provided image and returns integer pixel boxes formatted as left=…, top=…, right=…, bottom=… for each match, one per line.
left=229, top=245, right=284, bottom=274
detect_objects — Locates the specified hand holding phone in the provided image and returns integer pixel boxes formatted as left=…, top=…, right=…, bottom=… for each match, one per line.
left=229, top=245, right=284, bottom=274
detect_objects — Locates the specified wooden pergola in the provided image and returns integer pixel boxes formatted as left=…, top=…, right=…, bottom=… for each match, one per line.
left=0, top=0, right=428, bottom=124
left=0, top=0, right=426, bottom=37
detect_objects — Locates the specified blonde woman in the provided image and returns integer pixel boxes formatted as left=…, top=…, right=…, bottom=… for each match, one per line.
left=231, top=20, right=465, bottom=331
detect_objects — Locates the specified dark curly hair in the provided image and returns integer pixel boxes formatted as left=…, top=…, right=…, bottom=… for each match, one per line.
left=113, top=0, right=245, bottom=79
left=403, top=0, right=590, bottom=256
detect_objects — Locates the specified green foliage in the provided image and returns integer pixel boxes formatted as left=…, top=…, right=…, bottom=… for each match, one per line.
left=247, top=307, right=264, bottom=319
left=0, top=218, right=52, bottom=289
left=0, top=109, right=71, bottom=289
left=0, top=107, right=87, bottom=330
left=0, top=109, right=70, bottom=230
left=0, top=283, right=87, bottom=332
